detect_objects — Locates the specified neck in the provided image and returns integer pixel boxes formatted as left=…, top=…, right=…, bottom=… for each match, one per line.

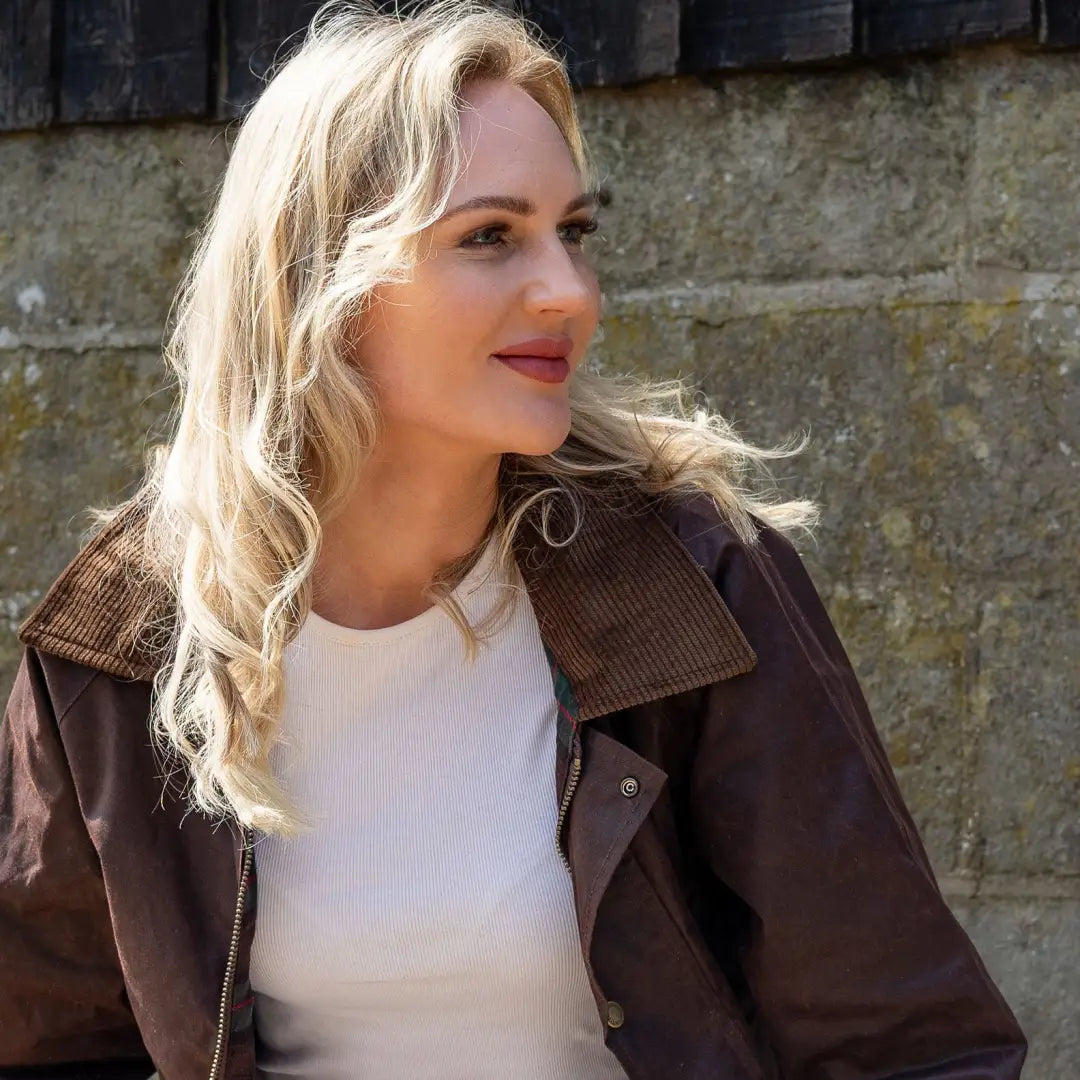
left=311, top=443, right=501, bottom=631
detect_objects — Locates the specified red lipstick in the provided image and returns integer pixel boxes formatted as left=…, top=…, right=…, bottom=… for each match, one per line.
left=493, top=335, right=572, bottom=384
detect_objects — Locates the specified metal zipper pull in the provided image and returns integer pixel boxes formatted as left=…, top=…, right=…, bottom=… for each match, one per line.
left=545, top=644, right=583, bottom=878
left=555, top=730, right=582, bottom=875
left=209, top=828, right=253, bottom=1080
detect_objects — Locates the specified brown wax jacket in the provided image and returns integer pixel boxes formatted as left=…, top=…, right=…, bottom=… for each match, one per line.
left=1, top=484, right=1027, bottom=1080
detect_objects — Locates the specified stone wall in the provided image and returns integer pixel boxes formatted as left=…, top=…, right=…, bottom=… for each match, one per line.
left=1, top=40, right=1076, bottom=1078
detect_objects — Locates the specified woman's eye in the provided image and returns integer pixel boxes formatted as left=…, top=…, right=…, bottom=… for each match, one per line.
left=560, top=217, right=600, bottom=245
left=460, top=217, right=600, bottom=251
left=461, top=224, right=508, bottom=248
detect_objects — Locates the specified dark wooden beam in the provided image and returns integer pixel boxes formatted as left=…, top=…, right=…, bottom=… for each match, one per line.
left=1038, top=0, right=1080, bottom=46
left=680, top=0, right=852, bottom=71
left=859, top=1, right=1033, bottom=57
left=59, top=0, right=211, bottom=123
left=0, top=0, right=53, bottom=131
left=223, top=0, right=680, bottom=98
left=3, top=0, right=1077, bottom=132
left=222, top=0, right=323, bottom=118
left=521, top=0, right=680, bottom=87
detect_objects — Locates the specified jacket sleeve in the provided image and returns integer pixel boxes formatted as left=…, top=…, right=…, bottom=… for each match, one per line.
left=0, top=647, right=154, bottom=1078
left=690, top=520, right=1028, bottom=1080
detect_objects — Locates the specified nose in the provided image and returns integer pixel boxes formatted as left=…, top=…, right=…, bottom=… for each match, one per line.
left=521, top=236, right=596, bottom=320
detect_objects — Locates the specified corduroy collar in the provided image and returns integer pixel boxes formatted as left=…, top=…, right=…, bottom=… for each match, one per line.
left=16, top=481, right=756, bottom=721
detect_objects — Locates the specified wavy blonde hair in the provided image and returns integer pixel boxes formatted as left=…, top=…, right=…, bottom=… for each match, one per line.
left=88, top=0, right=819, bottom=835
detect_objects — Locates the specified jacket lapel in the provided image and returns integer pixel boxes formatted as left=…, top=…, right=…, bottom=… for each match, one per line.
left=17, top=492, right=170, bottom=681
left=509, top=480, right=757, bottom=719
left=18, top=480, right=757, bottom=711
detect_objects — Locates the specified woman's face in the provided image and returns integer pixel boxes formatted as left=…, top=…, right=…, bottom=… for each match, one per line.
left=355, top=78, right=601, bottom=461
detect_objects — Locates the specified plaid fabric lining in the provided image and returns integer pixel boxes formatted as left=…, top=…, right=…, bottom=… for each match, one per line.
left=545, top=641, right=581, bottom=753
left=543, top=642, right=583, bottom=869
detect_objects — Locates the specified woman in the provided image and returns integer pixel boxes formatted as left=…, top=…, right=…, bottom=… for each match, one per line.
left=0, top=1, right=1027, bottom=1078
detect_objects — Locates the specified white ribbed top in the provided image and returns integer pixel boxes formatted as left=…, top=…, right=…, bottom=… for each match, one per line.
left=249, top=533, right=628, bottom=1080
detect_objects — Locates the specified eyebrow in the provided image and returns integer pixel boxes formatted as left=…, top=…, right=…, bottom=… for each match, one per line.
left=438, top=191, right=600, bottom=222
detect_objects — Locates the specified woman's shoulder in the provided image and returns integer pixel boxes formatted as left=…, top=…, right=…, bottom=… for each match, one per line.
left=645, top=483, right=829, bottom=651
left=647, top=486, right=780, bottom=580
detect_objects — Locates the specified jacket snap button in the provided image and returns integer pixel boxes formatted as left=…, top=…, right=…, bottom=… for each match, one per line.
left=606, top=1001, right=625, bottom=1029
left=619, top=776, right=639, bottom=798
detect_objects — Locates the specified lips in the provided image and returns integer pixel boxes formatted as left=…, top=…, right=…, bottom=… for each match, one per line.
left=492, top=334, right=573, bottom=360
left=494, top=354, right=570, bottom=384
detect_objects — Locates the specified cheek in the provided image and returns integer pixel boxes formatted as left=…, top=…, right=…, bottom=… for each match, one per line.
left=406, top=261, right=507, bottom=331
left=358, top=274, right=505, bottom=400
left=419, top=269, right=516, bottom=362
left=363, top=275, right=461, bottom=358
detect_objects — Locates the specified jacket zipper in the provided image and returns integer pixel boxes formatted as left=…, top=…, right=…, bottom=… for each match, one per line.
left=209, top=831, right=253, bottom=1080
left=555, top=744, right=582, bottom=875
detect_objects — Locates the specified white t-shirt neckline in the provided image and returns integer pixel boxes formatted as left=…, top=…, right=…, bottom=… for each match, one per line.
left=301, top=530, right=500, bottom=647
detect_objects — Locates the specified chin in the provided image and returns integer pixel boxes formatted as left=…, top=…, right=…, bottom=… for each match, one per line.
left=503, top=417, right=573, bottom=458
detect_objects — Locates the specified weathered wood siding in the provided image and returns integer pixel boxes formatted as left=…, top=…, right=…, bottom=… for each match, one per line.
left=1, top=0, right=1078, bottom=131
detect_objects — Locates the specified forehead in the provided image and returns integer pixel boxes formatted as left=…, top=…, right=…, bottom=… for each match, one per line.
left=452, top=79, right=579, bottom=198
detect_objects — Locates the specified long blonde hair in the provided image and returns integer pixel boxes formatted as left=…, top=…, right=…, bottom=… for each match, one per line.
left=88, top=0, right=819, bottom=835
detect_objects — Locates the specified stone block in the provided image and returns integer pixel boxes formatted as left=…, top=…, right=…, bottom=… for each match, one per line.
left=969, top=50, right=1080, bottom=272
left=577, top=60, right=972, bottom=290
left=949, top=897, right=1079, bottom=1080
left=0, top=347, right=174, bottom=691
left=971, top=587, right=1080, bottom=877
left=0, top=123, right=227, bottom=335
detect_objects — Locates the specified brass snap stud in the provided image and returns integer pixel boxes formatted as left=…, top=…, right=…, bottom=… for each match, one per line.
left=620, top=776, right=639, bottom=798
left=606, top=1000, right=625, bottom=1029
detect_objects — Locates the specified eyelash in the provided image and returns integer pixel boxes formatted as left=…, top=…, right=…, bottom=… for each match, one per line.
left=460, top=217, right=600, bottom=250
